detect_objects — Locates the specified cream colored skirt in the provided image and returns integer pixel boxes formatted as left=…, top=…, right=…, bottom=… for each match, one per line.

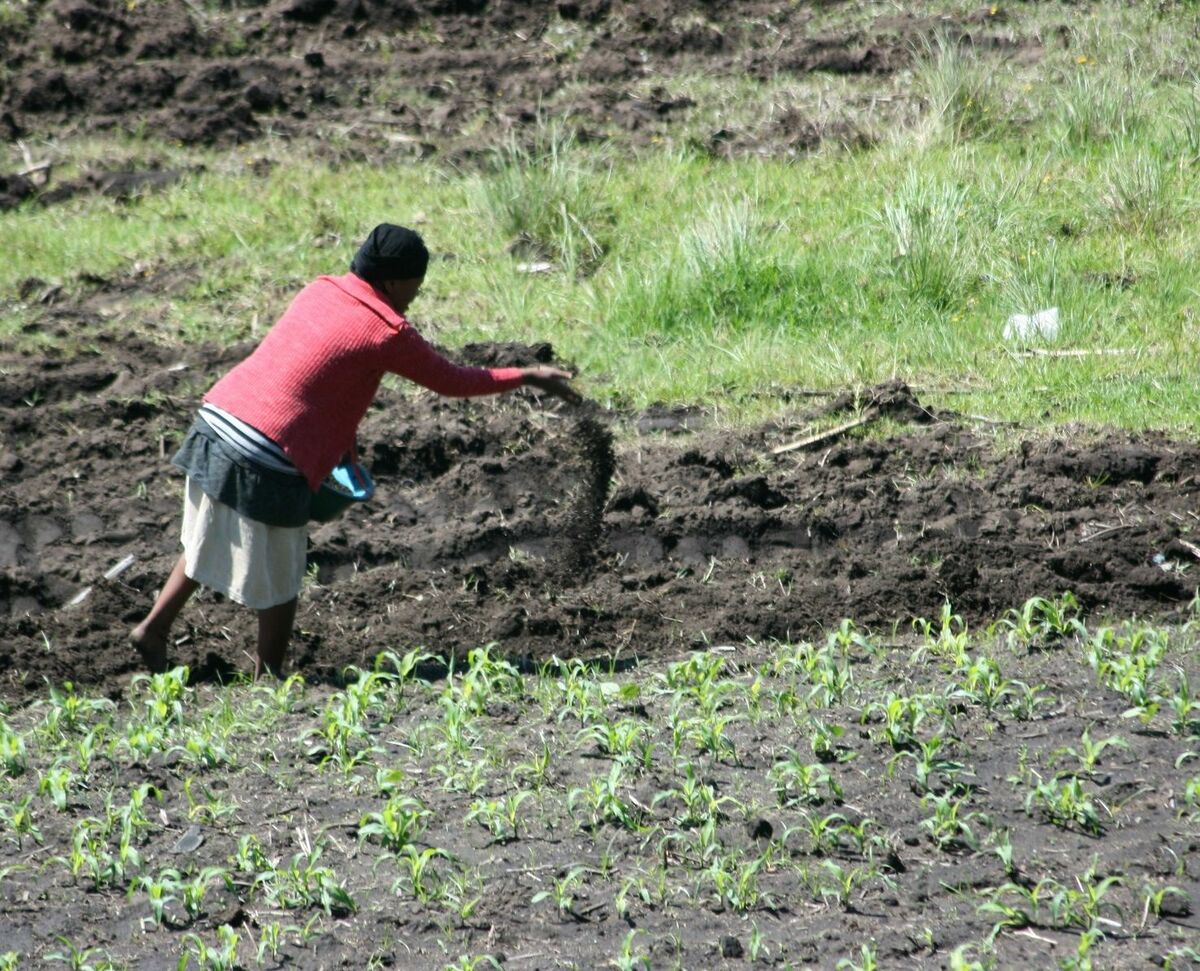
left=181, top=478, right=308, bottom=610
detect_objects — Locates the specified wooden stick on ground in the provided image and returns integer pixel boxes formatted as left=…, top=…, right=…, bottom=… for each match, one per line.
left=1177, top=539, right=1200, bottom=560
left=772, top=412, right=878, bottom=455
left=66, top=554, right=137, bottom=606
left=1012, top=348, right=1134, bottom=359
left=16, top=160, right=51, bottom=179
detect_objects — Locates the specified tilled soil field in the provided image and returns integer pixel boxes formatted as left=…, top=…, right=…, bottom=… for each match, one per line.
left=0, top=0, right=1038, bottom=206
left=3, top=323, right=1200, bottom=697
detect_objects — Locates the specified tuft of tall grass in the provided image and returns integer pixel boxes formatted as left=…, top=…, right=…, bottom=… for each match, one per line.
left=601, top=200, right=804, bottom=343
left=911, top=32, right=1004, bottom=144
left=993, top=237, right=1063, bottom=323
left=1055, top=69, right=1143, bottom=148
left=1171, top=84, right=1200, bottom=165
left=1101, top=144, right=1177, bottom=234
left=875, top=172, right=973, bottom=310
left=470, top=125, right=614, bottom=276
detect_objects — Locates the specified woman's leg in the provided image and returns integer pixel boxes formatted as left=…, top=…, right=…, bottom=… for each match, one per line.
left=130, top=554, right=200, bottom=672
left=255, top=597, right=298, bottom=679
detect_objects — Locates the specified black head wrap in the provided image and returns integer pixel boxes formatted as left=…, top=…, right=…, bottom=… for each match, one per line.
left=350, top=224, right=430, bottom=284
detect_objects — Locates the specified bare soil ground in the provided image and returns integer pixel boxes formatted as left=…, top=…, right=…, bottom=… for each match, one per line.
left=3, top=318, right=1199, bottom=696
left=3, top=2, right=1200, bottom=969
left=0, top=0, right=1036, bottom=202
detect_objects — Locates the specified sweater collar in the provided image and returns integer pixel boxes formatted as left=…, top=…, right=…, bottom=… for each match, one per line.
left=323, top=272, right=407, bottom=329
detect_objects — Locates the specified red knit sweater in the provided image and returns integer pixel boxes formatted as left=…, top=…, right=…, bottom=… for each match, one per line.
left=205, top=272, right=524, bottom=490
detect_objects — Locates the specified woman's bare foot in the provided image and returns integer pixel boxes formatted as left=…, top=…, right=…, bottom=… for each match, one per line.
left=129, top=624, right=169, bottom=674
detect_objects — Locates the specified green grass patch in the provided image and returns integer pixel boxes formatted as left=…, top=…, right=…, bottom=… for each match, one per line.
left=4, top=3, right=1200, bottom=432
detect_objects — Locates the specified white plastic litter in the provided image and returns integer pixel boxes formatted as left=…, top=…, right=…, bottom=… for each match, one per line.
left=1003, top=307, right=1059, bottom=342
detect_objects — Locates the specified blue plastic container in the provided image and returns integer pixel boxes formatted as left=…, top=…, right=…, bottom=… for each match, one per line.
left=309, top=461, right=375, bottom=523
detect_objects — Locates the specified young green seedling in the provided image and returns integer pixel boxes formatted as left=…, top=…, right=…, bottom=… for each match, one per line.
left=920, top=793, right=985, bottom=852
left=1053, top=728, right=1128, bottom=777
left=37, top=762, right=79, bottom=811
left=531, top=864, right=590, bottom=920
left=1023, top=773, right=1104, bottom=835
left=568, top=762, right=643, bottom=831
left=393, top=845, right=448, bottom=903
left=465, top=790, right=532, bottom=843
left=770, top=752, right=843, bottom=806
left=653, top=763, right=739, bottom=827
left=0, top=795, right=41, bottom=849
left=180, top=924, right=239, bottom=971
left=358, top=795, right=430, bottom=853
left=0, top=719, right=27, bottom=777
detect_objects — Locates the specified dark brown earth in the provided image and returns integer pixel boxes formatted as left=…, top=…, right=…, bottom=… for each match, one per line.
left=3, top=319, right=1200, bottom=969
left=2, top=317, right=1198, bottom=699
left=0, top=0, right=1038, bottom=203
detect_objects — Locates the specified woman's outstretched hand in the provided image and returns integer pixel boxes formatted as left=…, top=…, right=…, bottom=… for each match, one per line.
left=520, top=366, right=582, bottom=405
